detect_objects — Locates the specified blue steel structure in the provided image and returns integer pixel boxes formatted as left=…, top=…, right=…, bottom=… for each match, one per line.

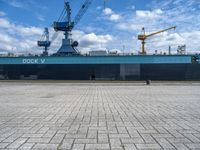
left=37, top=28, right=51, bottom=56
left=53, top=0, right=93, bottom=54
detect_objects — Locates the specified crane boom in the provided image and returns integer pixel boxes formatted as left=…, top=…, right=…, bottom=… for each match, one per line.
left=74, top=0, right=93, bottom=26
left=138, top=26, right=176, bottom=55
left=146, top=26, right=176, bottom=38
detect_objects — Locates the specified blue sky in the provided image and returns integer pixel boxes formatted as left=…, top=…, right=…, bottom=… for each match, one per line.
left=0, top=0, right=199, bottom=55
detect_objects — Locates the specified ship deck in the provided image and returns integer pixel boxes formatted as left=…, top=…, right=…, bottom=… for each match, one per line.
left=0, top=55, right=197, bottom=65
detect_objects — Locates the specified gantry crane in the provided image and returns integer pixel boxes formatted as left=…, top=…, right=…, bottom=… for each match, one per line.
left=53, top=0, right=93, bottom=55
left=138, top=26, right=176, bottom=55
left=37, top=28, right=51, bottom=56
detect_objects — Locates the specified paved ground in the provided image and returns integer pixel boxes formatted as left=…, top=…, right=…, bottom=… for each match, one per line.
left=0, top=82, right=200, bottom=150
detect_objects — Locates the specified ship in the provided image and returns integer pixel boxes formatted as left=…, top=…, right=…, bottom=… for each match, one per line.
left=0, top=0, right=199, bottom=81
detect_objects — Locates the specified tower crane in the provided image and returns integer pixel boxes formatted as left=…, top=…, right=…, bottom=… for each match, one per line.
left=37, top=28, right=51, bottom=56
left=53, top=0, right=93, bottom=55
left=138, top=26, right=176, bottom=55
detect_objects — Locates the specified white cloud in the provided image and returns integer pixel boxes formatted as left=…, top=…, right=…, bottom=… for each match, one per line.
left=15, top=26, right=42, bottom=37
left=0, top=18, right=42, bottom=37
left=72, top=30, right=113, bottom=52
left=0, top=11, right=6, bottom=17
left=35, top=13, right=45, bottom=21
left=0, top=18, right=10, bottom=28
left=136, top=9, right=163, bottom=19
left=110, top=14, right=121, bottom=21
left=0, top=17, right=43, bottom=54
left=103, top=8, right=113, bottom=15
left=8, top=0, right=24, bottom=8
left=126, top=5, right=136, bottom=11
left=0, top=32, right=15, bottom=44
left=117, top=23, right=142, bottom=31
left=103, top=7, right=122, bottom=22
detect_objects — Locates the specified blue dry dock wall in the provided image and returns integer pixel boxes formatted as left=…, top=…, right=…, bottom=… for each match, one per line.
left=0, top=55, right=195, bottom=65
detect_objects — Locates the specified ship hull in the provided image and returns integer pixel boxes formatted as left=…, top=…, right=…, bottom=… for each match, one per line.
left=0, top=63, right=200, bottom=80
left=0, top=55, right=199, bottom=80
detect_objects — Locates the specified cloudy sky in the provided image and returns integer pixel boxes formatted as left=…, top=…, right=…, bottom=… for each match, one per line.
left=0, top=0, right=199, bottom=55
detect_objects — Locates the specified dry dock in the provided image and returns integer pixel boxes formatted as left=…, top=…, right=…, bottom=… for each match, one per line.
left=0, top=82, right=200, bottom=150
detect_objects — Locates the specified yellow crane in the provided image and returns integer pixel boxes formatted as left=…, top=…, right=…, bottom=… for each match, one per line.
left=138, top=26, right=176, bottom=55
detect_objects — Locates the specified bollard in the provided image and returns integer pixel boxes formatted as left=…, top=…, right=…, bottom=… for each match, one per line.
left=146, top=80, right=151, bottom=85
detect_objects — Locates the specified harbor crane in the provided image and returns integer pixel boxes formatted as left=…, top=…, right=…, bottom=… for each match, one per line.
left=138, top=26, right=176, bottom=55
left=37, top=28, right=51, bottom=56
left=53, top=0, right=93, bottom=55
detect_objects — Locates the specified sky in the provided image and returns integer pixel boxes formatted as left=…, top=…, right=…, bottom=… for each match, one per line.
left=0, top=0, right=200, bottom=55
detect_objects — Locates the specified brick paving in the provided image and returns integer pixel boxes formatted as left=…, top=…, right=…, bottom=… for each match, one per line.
left=0, top=82, right=200, bottom=150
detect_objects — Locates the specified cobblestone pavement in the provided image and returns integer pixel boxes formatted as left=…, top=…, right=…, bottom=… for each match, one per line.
left=0, top=82, right=200, bottom=150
